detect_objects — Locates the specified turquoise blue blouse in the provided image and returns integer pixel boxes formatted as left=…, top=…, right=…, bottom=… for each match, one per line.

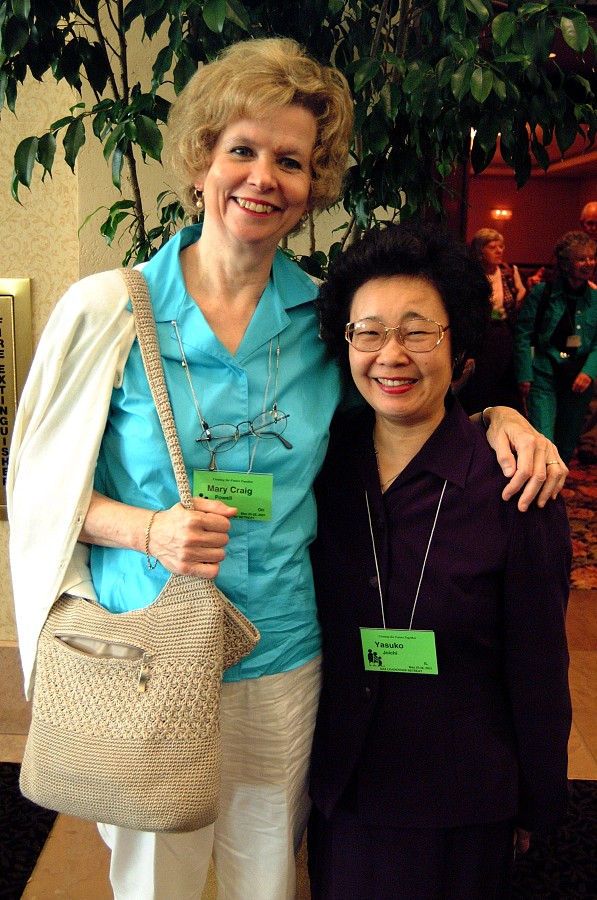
left=90, top=225, right=343, bottom=680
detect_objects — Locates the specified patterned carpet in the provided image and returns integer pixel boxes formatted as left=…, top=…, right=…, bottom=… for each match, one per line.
left=0, top=763, right=56, bottom=899
left=563, top=460, right=597, bottom=590
left=511, top=780, right=597, bottom=898
left=1, top=761, right=595, bottom=898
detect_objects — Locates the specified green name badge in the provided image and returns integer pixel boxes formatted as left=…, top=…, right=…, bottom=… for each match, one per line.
left=193, top=470, right=273, bottom=520
left=360, top=628, right=438, bottom=674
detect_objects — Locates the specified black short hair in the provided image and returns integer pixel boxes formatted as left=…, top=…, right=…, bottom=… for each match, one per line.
left=317, top=221, right=491, bottom=380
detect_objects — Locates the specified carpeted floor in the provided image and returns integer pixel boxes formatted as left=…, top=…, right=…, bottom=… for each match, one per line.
left=0, top=761, right=595, bottom=898
left=563, top=460, right=597, bottom=590
left=511, top=780, right=597, bottom=898
left=0, top=763, right=56, bottom=899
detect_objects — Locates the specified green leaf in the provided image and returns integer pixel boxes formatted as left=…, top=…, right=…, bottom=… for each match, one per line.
left=63, top=117, right=86, bottom=172
left=353, top=57, right=381, bottom=93
left=451, top=62, right=472, bottom=101
left=435, top=56, right=454, bottom=89
left=11, top=0, right=31, bottom=21
left=50, top=114, right=75, bottom=132
left=492, top=76, right=507, bottom=102
left=438, top=0, right=450, bottom=24
left=0, top=71, right=7, bottom=112
left=494, top=52, right=528, bottom=63
left=560, top=14, right=589, bottom=54
left=5, top=77, right=17, bottom=113
left=531, top=139, right=550, bottom=171
left=522, top=13, right=555, bottom=63
left=3, top=16, right=29, bottom=56
left=173, top=54, right=196, bottom=95
left=203, top=0, right=227, bottom=34
left=37, top=131, right=56, bottom=176
left=151, top=45, right=173, bottom=92
left=11, top=169, right=22, bottom=203
left=464, top=0, right=489, bottom=25
left=226, top=0, right=251, bottom=31
left=471, top=67, right=493, bottom=103
left=519, top=3, right=549, bottom=14
left=403, top=60, right=429, bottom=93
left=140, top=0, right=163, bottom=15
left=100, top=200, right=135, bottom=246
left=103, top=124, right=124, bottom=163
left=492, top=12, right=516, bottom=47
left=134, top=114, right=163, bottom=161
left=112, top=145, right=124, bottom=190
left=451, top=39, right=477, bottom=62
left=14, top=135, right=38, bottom=187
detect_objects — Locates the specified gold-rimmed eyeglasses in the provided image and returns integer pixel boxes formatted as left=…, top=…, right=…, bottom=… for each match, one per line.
left=345, top=317, right=450, bottom=353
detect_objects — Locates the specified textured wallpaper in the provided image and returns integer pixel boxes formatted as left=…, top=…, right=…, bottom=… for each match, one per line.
left=0, top=77, right=79, bottom=641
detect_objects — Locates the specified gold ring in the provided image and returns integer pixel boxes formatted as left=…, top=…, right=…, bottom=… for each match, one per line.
left=546, top=461, right=560, bottom=466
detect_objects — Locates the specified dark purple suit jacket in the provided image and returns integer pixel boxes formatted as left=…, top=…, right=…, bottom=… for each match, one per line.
left=310, top=399, right=571, bottom=832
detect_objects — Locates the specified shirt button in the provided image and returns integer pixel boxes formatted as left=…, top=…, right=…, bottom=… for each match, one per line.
left=368, top=576, right=378, bottom=588
left=362, top=686, right=372, bottom=700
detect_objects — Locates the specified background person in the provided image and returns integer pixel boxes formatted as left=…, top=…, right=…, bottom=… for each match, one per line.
left=456, top=228, right=525, bottom=414
left=8, top=38, right=567, bottom=900
left=308, top=222, right=571, bottom=900
left=515, top=230, right=597, bottom=464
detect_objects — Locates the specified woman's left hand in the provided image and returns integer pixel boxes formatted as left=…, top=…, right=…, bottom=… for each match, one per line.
left=482, top=406, right=568, bottom=511
left=572, top=372, right=592, bottom=393
left=514, top=827, right=531, bottom=856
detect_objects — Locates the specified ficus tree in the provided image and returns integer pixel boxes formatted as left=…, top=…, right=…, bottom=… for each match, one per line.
left=0, top=0, right=595, bottom=272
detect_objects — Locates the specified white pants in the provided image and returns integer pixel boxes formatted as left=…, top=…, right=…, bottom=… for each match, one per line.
left=98, top=655, right=322, bottom=900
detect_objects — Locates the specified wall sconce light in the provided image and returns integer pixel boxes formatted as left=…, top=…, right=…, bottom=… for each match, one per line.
left=490, top=208, right=513, bottom=221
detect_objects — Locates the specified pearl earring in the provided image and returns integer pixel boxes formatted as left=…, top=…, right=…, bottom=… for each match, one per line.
left=193, top=188, right=204, bottom=214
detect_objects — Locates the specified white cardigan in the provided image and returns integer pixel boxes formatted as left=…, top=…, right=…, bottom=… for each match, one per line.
left=7, top=268, right=137, bottom=698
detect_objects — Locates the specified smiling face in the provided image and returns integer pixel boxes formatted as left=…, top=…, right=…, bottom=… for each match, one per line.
left=348, top=275, right=453, bottom=431
left=196, top=105, right=316, bottom=253
left=561, top=246, right=597, bottom=287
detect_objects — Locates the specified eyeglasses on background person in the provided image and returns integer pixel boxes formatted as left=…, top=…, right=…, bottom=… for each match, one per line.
left=345, top=317, right=450, bottom=353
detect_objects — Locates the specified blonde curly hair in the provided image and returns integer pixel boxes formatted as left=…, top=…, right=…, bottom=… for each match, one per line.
left=166, top=38, right=354, bottom=217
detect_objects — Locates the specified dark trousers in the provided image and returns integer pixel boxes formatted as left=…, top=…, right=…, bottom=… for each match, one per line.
left=308, top=804, right=515, bottom=900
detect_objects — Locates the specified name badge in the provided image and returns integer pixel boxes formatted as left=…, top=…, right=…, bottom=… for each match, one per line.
left=360, top=628, right=438, bottom=674
left=566, top=334, right=581, bottom=348
left=193, top=470, right=273, bottom=520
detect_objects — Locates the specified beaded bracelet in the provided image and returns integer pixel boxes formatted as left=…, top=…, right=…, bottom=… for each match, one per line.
left=145, top=510, right=160, bottom=570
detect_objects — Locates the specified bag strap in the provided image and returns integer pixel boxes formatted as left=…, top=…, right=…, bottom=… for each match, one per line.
left=119, top=267, right=193, bottom=510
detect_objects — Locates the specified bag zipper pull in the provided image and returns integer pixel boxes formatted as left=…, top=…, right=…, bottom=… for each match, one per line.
left=138, top=653, right=152, bottom=693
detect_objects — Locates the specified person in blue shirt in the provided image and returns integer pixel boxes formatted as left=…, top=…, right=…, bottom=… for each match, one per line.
left=9, top=37, right=568, bottom=900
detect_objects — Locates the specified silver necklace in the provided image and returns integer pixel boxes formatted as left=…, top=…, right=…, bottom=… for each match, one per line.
left=171, top=320, right=279, bottom=473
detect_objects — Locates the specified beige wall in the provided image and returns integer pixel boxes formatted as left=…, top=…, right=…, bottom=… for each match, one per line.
left=0, top=77, right=79, bottom=642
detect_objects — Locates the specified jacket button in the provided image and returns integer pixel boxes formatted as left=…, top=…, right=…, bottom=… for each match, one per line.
left=368, top=576, right=378, bottom=588
left=362, top=686, right=372, bottom=700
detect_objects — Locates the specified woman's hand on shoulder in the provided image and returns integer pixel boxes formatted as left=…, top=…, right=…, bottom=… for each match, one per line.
left=481, top=406, right=567, bottom=511
left=147, top=499, right=237, bottom=578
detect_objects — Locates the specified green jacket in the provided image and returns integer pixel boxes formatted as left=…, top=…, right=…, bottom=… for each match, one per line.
left=514, top=278, right=597, bottom=384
